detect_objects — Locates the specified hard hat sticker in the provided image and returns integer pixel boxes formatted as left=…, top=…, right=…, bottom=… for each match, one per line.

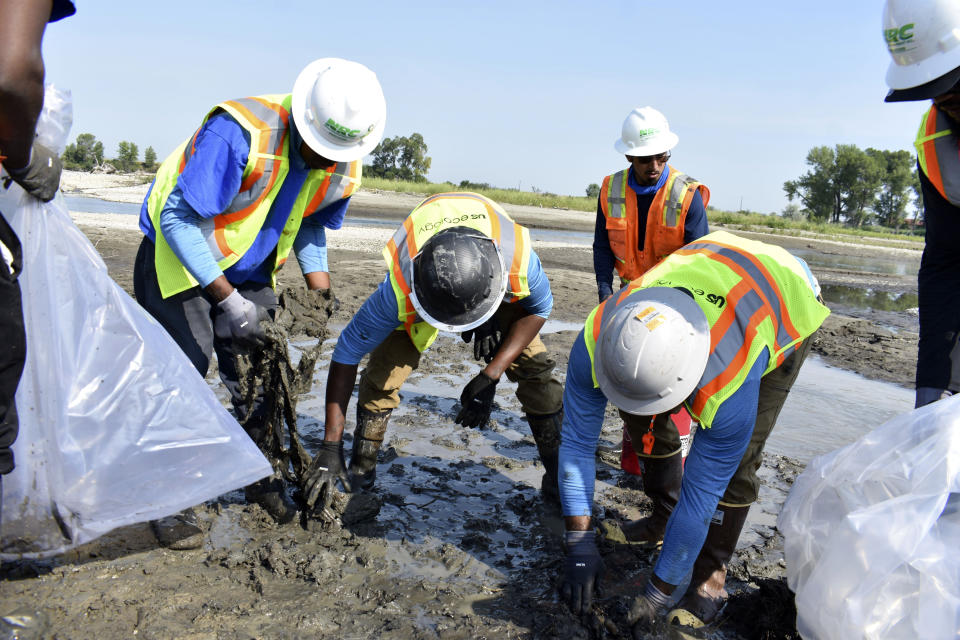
left=634, top=306, right=663, bottom=329
left=646, top=316, right=665, bottom=331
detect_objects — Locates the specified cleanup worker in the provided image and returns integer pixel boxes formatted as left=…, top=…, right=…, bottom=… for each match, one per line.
left=0, top=0, right=75, bottom=531
left=592, top=106, right=710, bottom=508
left=133, top=58, right=385, bottom=546
left=301, top=192, right=564, bottom=513
left=882, top=0, right=960, bottom=408
left=557, top=230, right=829, bottom=632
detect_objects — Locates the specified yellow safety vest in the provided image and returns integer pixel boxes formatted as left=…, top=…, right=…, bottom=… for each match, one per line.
left=915, top=105, right=960, bottom=207
left=584, top=230, right=829, bottom=427
left=146, top=94, right=361, bottom=297
left=383, top=192, right=532, bottom=352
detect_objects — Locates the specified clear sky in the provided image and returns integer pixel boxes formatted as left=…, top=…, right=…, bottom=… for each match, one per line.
left=41, top=1, right=928, bottom=214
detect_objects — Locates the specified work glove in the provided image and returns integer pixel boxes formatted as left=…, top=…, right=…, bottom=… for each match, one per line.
left=627, top=580, right=673, bottom=637
left=559, top=530, right=604, bottom=615
left=302, top=440, right=352, bottom=513
left=213, top=289, right=269, bottom=346
left=454, top=372, right=498, bottom=428
left=460, top=318, right=503, bottom=363
left=4, top=142, right=62, bottom=202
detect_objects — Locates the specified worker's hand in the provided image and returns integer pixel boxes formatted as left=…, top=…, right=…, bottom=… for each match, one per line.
left=214, top=289, right=269, bottom=346
left=302, top=440, right=352, bottom=514
left=454, top=372, right=498, bottom=428
left=460, top=318, right=503, bottom=363
left=627, top=580, right=673, bottom=636
left=4, top=142, right=62, bottom=202
left=559, top=530, right=604, bottom=615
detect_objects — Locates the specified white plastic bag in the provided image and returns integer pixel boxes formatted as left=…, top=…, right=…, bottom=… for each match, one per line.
left=779, top=393, right=960, bottom=639
left=0, top=86, right=272, bottom=558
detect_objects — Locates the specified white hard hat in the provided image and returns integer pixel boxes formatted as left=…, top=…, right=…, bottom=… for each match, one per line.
left=291, top=58, right=386, bottom=161
left=883, top=0, right=960, bottom=102
left=613, top=106, right=679, bottom=156
left=595, top=287, right=710, bottom=415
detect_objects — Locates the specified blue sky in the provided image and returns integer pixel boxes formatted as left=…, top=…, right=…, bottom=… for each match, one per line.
left=42, top=1, right=927, bottom=214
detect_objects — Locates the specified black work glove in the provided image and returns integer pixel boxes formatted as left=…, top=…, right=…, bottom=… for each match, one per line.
left=302, top=440, right=352, bottom=513
left=4, top=142, right=63, bottom=202
left=454, top=372, right=498, bottom=428
left=559, top=530, right=604, bottom=615
left=460, top=318, right=503, bottom=363
left=627, top=580, right=673, bottom=637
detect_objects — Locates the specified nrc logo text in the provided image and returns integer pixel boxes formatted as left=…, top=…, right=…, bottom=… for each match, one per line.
left=885, top=23, right=914, bottom=44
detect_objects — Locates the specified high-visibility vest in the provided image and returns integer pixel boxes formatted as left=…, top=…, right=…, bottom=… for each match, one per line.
left=915, top=104, right=960, bottom=207
left=583, top=230, right=829, bottom=427
left=383, top=192, right=532, bottom=352
left=599, top=165, right=710, bottom=282
left=146, top=94, right=361, bottom=298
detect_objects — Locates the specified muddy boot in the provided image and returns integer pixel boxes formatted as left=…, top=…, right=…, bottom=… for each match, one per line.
left=245, top=476, right=298, bottom=525
left=525, top=409, right=562, bottom=505
left=348, top=407, right=392, bottom=491
left=622, top=452, right=683, bottom=547
left=668, top=504, right=751, bottom=628
left=151, top=507, right=204, bottom=550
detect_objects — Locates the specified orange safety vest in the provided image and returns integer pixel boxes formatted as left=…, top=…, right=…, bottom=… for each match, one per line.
left=599, top=165, right=710, bottom=282
left=915, top=104, right=960, bottom=207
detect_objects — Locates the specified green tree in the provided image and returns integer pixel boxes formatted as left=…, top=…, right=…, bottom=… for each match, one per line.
left=867, top=148, right=917, bottom=229
left=62, top=133, right=104, bottom=171
left=368, top=133, right=431, bottom=181
left=143, top=146, right=157, bottom=171
left=585, top=183, right=600, bottom=199
left=783, top=144, right=883, bottom=225
left=115, top=141, right=139, bottom=172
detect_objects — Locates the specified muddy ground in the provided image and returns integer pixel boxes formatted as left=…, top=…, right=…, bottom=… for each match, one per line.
left=0, top=187, right=922, bottom=639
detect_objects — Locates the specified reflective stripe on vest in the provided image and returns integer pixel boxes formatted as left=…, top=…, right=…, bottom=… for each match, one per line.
left=147, top=94, right=359, bottom=298
left=599, top=166, right=709, bottom=281
left=382, top=192, right=532, bottom=352
left=915, top=105, right=960, bottom=206
left=583, top=230, right=829, bottom=427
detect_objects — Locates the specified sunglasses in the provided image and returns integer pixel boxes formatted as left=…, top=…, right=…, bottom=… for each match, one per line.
left=632, top=152, right=671, bottom=164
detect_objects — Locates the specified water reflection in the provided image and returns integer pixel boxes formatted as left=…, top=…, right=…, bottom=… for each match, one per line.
left=820, top=284, right=918, bottom=312
left=789, top=247, right=918, bottom=276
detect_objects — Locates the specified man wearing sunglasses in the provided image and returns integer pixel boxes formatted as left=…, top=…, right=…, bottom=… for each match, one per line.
left=883, top=0, right=960, bottom=410
left=591, top=106, right=711, bottom=544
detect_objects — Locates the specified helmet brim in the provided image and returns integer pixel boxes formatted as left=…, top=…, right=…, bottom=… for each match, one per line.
left=595, top=287, right=710, bottom=416
left=291, top=58, right=386, bottom=162
left=615, top=131, right=679, bottom=157
left=885, top=65, right=960, bottom=102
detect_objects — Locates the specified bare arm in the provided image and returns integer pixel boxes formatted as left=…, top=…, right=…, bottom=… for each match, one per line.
left=0, top=0, right=52, bottom=169
left=324, top=361, right=359, bottom=441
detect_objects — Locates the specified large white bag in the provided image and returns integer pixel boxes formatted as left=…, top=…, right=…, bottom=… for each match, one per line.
left=0, top=86, right=272, bottom=558
left=779, top=393, right=960, bottom=639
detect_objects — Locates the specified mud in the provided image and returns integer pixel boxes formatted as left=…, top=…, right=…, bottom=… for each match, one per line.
left=0, top=193, right=923, bottom=639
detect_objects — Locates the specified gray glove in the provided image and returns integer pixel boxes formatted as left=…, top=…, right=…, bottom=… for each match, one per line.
left=214, top=289, right=268, bottom=345
left=5, top=142, right=62, bottom=202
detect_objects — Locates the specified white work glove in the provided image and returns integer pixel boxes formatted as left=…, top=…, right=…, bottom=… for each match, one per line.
left=214, top=289, right=268, bottom=345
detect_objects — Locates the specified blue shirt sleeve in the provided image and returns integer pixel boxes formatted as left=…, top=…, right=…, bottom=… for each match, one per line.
left=157, top=186, right=223, bottom=287
left=592, top=196, right=616, bottom=301
left=682, top=190, right=709, bottom=244
left=331, top=275, right=402, bottom=365
left=176, top=113, right=250, bottom=218
left=293, top=214, right=328, bottom=275
left=311, top=195, right=351, bottom=230
left=652, top=350, right=767, bottom=586
left=518, top=251, right=553, bottom=318
left=558, top=332, right=609, bottom=517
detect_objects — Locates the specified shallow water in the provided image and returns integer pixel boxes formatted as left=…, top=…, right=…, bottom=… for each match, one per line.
left=64, top=195, right=141, bottom=215
left=820, top=283, right=918, bottom=312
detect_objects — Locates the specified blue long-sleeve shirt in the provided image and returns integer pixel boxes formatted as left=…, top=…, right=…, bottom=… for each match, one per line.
left=332, top=251, right=554, bottom=365
left=593, top=167, right=708, bottom=300
left=138, top=112, right=349, bottom=287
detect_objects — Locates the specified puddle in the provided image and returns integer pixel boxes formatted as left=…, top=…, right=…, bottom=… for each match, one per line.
left=64, top=195, right=141, bottom=215
left=820, top=284, right=918, bottom=312
left=789, top=246, right=919, bottom=276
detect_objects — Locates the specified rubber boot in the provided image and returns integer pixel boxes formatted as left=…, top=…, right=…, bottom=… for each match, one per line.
left=668, top=504, right=751, bottom=628
left=525, top=409, right=562, bottom=505
left=621, top=452, right=683, bottom=547
left=244, top=475, right=298, bottom=525
left=151, top=507, right=204, bottom=550
left=348, top=407, right=392, bottom=491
